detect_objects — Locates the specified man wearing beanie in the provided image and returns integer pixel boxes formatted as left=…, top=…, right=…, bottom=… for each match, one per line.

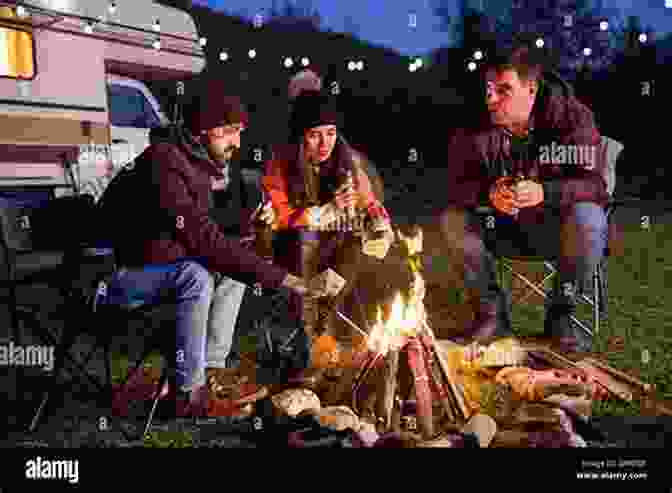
left=263, top=89, right=393, bottom=389
left=98, top=79, right=330, bottom=418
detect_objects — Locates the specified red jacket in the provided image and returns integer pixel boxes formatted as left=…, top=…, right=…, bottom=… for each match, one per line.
left=105, top=129, right=288, bottom=289
left=262, top=144, right=389, bottom=230
left=446, top=88, right=609, bottom=219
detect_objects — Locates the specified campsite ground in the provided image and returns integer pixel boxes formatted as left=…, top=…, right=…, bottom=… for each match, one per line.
left=1, top=181, right=671, bottom=447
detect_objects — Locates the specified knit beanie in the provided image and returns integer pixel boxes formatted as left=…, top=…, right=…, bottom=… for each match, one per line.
left=183, top=79, right=248, bottom=135
left=289, top=90, right=340, bottom=141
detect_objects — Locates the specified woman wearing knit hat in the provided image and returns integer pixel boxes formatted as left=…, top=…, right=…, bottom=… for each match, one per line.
left=98, top=79, right=334, bottom=418
left=262, top=89, right=393, bottom=383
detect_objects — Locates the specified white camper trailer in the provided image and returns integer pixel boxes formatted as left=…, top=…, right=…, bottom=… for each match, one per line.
left=0, top=0, right=205, bottom=195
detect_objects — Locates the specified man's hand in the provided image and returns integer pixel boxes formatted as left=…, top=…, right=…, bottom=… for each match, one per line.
left=250, top=200, right=276, bottom=228
left=489, top=177, right=518, bottom=215
left=512, top=180, right=544, bottom=208
left=280, top=273, right=336, bottom=298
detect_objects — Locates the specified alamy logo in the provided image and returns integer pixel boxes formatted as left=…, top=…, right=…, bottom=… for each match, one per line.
left=25, top=457, right=79, bottom=484
left=0, top=338, right=54, bottom=372
left=539, top=142, right=596, bottom=169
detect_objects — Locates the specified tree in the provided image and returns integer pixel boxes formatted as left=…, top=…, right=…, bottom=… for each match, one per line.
left=267, top=0, right=322, bottom=32
left=433, top=0, right=625, bottom=75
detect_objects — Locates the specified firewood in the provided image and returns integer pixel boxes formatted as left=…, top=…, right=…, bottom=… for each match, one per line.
left=574, top=360, right=633, bottom=402
left=424, top=328, right=470, bottom=420
left=491, top=430, right=530, bottom=448
left=510, top=403, right=563, bottom=427
left=543, top=394, right=592, bottom=417
left=582, top=358, right=652, bottom=394
left=379, top=349, right=399, bottom=430
left=406, top=338, right=434, bottom=439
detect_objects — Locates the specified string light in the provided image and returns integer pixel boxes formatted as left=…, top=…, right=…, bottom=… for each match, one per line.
left=535, top=38, right=544, bottom=48
left=638, top=33, right=647, bottom=43
left=153, top=38, right=161, bottom=50
left=84, top=22, right=93, bottom=34
left=284, top=57, right=293, bottom=68
left=599, top=20, right=608, bottom=31
left=467, top=61, right=477, bottom=71
left=348, top=61, right=356, bottom=71
left=583, top=47, right=592, bottom=56
left=301, top=57, right=310, bottom=66
left=16, top=5, right=28, bottom=18
left=108, top=2, right=117, bottom=15
left=248, top=49, right=257, bottom=58
left=474, top=50, right=483, bottom=60
left=199, top=37, right=207, bottom=46
left=153, top=19, right=161, bottom=32
left=219, top=50, right=229, bottom=61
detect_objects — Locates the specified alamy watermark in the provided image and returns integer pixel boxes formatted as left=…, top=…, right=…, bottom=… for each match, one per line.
left=78, top=143, right=136, bottom=166
left=0, top=338, right=54, bottom=372
left=538, top=142, right=596, bottom=169
left=25, top=456, right=79, bottom=484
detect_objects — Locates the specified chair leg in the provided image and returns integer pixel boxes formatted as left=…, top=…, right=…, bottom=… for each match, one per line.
left=28, top=323, right=77, bottom=433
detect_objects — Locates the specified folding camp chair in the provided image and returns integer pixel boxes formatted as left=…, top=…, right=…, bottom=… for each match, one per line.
left=0, top=194, right=119, bottom=424
left=29, top=255, right=179, bottom=439
left=0, top=193, right=175, bottom=438
left=473, top=136, right=624, bottom=338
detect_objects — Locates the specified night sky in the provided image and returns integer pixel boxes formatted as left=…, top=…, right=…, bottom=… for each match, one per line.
left=193, top=0, right=672, bottom=55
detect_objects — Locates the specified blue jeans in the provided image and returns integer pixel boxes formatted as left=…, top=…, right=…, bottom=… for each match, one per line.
left=441, top=202, right=609, bottom=298
left=104, top=260, right=246, bottom=392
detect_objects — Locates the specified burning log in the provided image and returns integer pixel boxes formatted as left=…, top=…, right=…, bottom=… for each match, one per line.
left=346, top=225, right=470, bottom=438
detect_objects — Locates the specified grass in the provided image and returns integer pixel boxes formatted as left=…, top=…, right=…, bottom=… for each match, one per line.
left=110, top=221, right=672, bottom=445
left=509, top=221, right=672, bottom=417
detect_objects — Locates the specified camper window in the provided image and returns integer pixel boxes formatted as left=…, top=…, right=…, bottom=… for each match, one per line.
left=0, top=7, right=35, bottom=79
left=107, top=84, right=161, bottom=129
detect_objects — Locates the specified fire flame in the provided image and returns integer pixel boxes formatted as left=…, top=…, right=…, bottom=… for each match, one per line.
left=367, top=228, right=427, bottom=356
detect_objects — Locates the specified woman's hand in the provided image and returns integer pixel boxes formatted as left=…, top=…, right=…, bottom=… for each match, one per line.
left=332, top=183, right=359, bottom=211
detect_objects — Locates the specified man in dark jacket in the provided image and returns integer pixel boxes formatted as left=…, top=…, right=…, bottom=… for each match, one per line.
left=439, top=44, right=609, bottom=352
left=100, top=80, right=329, bottom=417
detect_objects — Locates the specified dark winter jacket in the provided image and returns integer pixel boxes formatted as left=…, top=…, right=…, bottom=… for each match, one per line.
left=446, top=72, right=609, bottom=221
left=101, top=124, right=288, bottom=289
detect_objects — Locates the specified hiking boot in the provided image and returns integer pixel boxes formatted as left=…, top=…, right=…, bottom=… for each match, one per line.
left=206, top=368, right=269, bottom=405
left=544, top=282, right=593, bottom=353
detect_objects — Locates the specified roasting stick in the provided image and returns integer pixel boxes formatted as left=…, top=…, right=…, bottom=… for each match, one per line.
left=422, top=319, right=470, bottom=421
left=335, top=311, right=368, bottom=338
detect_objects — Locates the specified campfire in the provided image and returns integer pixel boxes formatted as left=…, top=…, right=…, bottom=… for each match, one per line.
left=347, top=226, right=473, bottom=439
left=299, top=225, right=659, bottom=446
